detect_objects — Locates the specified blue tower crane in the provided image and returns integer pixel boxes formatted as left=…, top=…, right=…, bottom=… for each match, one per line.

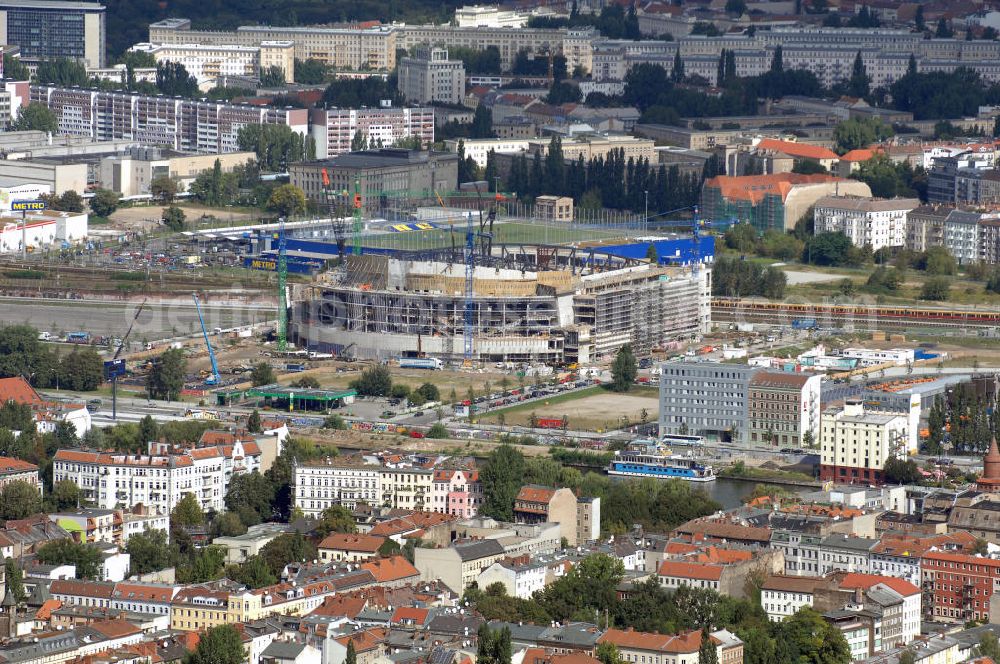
left=463, top=211, right=474, bottom=364
left=192, top=293, right=221, bottom=386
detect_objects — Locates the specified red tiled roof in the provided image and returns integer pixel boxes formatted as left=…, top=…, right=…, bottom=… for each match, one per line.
left=308, top=594, right=368, bottom=619
left=516, top=485, right=556, bottom=503
left=35, top=599, right=61, bottom=620
left=0, top=457, right=38, bottom=474
left=840, top=148, right=879, bottom=162
left=112, top=583, right=174, bottom=602
left=839, top=573, right=920, bottom=597
left=756, top=138, right=839, bottom=161
left=391, top=606, right=429, bottom=625
left=657, top=561, right=723, bottom=581
left=360, top=555, right=419, bottom=583
left=0, top=377, right=42, bottom=405
left=334, top=628, right=388, bottom=653
left=50, top=579, right=115, bottom=599
left=704, top=173, right=846, bottom=204
left=319, top=533, right=386, bottom=553
left=598, top=628, right=702, bottom=654
left=89, top=618, right=142, bottom=639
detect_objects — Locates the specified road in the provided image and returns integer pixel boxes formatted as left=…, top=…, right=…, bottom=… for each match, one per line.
left=42, top=390, right=259, bottom=425
left=0, top=296, right=272, bottom=339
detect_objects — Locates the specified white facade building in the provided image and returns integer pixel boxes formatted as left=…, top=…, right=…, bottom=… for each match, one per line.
left=813, top=196, right=919, bottom=252
left=477, top=560, right=547, bottom=598
left=442, top=137, right=536, bottom=168
left=294, top=459, right=381, bottom=516
left=52, top=441, right=261, bottom=515
left=819, top=400, right=909, bottom=485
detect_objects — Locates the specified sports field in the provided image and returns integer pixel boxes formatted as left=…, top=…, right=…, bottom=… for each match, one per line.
left=478, top=385, right=660, bottom=432
left=361, top=221, right=631, bottom=252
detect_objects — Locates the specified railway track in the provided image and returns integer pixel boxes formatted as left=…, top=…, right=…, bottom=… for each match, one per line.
left=712, top=298, right=1000, bottom=332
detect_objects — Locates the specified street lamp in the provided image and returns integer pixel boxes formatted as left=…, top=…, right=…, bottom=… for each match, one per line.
left=644, top=190, right=649, bottom=234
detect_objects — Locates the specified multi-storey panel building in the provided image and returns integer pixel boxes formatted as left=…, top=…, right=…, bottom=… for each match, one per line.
left=309, top=107, right=434, bottom=160
left=813, top=196, right=920, bottom=252
left=0, top=0, right=106, bottom=68
left=658, top=362, right=758, bottom=443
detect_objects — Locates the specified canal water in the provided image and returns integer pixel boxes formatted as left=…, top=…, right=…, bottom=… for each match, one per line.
left=697, top=476, right=813, bottom=509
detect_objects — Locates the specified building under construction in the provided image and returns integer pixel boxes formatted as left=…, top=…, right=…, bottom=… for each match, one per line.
left=289, top=243, right=710, bottom=364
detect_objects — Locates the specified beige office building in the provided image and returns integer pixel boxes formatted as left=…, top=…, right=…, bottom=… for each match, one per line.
left=398, top=47, right=466, bottom=106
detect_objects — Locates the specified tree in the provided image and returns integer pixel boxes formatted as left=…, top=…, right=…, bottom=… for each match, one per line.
left=171, top=492, right=205, bottom=527
left=250, top=362, right=276, bottom=387
left=90, top=189, right=120, bottom=218
left=3, top=54, right=29, bottom=81
left=920, top=277, right=950, bottom=301
left=672, top=50, right=685, bottom=82
left=35, top=58, right=88, bottom=86
left=350, top=365, right=393, bottom=396
left=315, top=505, right=357, bottom=539
left=427, top=422, right=449, bottom=439
left=11, top=102, right=58, bottom=133
left=805, top=232, right=852, bottom=266
left=935, top=17, right=953, bottom=39
left=0, top=480, right=42, bottom=520
left=883, top=457, right=921, bottom=485
left=847, top=51, right=870, bottom=99
left=546, top=81, right=582, bottom=105
left=51, top=191, right=85, bottom=213
left=699, top=635, right=719, bottom=664
left=770, top=46, right=783, bottom=74
left=538, top=554, right=625, bottom=620
left=162, top=206, right=186, bottom=232
left=151, top=176, right=179, bottom=203
left=833, top=117, right=893, bottom=153
left=147, top=348, right=186, bottom=400
left=294, top=58, right=328, bottom=84
left=36, top=539, right=102, bottom=579
left=351, top=131, right=368, bottom=152
left=238, top=124, right=308, bottom=171
left=50, top=479, right=84, bottom=510
left=611, top=345, right=638, bottom=392
left=224, top=471, right=275, bottom=524
left=979, top=632, right=1000, bottom=663
left=597, top=643, right=623, bottom=664
left=259, top=533, right=317, bottom=578
left=774, top=607, right=850, bottom=664
left=247, top=409, right=263, bottom=433
left=346, top=640, right=358, bottom=664
left=480, top=444, right=526, bottom=521
left=791, top=160, right=827, bottom=175
left=915, top=4, right=925, bottom=31
left=59, top=347, right=103, bottom=391
left=923, top=246, right=956, bottom=275
left=126, top=528, right=173, bottom=576
left=156, top=61, right=198, bottom=97
left=183, top=625, right=245, bottom=664
left=226, top=554, right=276, bottom=588
left=266, top=184, right=307, bottom=218
left=725, top=0, right=746, bottom=14
left=259, top=65, right=285, bottom=87
left=5, top=558, right=26, bottom=604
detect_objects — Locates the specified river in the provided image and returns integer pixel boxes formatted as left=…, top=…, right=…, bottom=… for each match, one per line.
left=700, top=477, right=768, bottom=509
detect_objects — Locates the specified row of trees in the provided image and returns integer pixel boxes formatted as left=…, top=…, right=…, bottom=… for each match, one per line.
left=712, top=256, right=787, bottom=299
left=925, top=382, right=1000, bottom=456
left=479, top=444, right=721, bottom=533
left=0, top=324, right=104, bottom=391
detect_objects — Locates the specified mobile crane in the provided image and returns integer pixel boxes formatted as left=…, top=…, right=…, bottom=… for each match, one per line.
left=192, top=293, right=221, bottom=386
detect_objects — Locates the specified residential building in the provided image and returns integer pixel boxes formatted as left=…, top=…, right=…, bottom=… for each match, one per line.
left=394, top=25, right=564, bottom=70
left=109, top=582, right=176, bottom=617
left=294, top=458, right=381, bottom=516
left=979, top=219, right=1000, bottom=265
left=819, top=400, right=909, bottom=485
left=513, top=485, right=579, bottom=546
left=812, top=196, right=920, bottom=252
left=904, top=204, right=950, bottom=253
left=430, top=468, right=482, bottom=518
left=442, top=137, right=534, bottom=168
left=170, top=586, right=230, bottom=632
left=454, top=6, right=528, bottom=28
left=942, top=209, right=984, bottom=266
left=597, top=628, right=702, bottom=664
left=413, top=538, right=506, bottom=591
left=29, top=85, right=309, bottom=155
left=921, top=550, right=1000, bottom=623
left=761, top=574, right=825, bottom=622
left=839, top=573, right=921, bottom=647
left=129, top=42, right=294, bottom=87
left=398, top=47, right=466, bottom=106
left=927, top=152, right=994, bottom=204
left=48, top=509, right=116, bottom=544
left=97, top=148, right=257, bottom=199
left=318, top=533, right=386, bottom=563
left=747, top=371, right=822, bottom=448
left=818, top=534, right=879, bottom=576
left=476, top=558, right=548, bottom=599
left=289, top=149, right=459, bottom=215
left=379, top=466, right=434, bottom=511
left=577, top=497, right=601, bottom=544
left=52, top=440, right=262, bottom=515
left=0, top=457, right=40, bottom=492
left=526, top=134, right=655, bottom=163
left=658, top=362, right=758, bottom=443
left=310, top=107, right=434, bottom=160
left=701, top=174, right=872, bottom=233
left=149, top=18, right=397, bottom=71
left=0, top=0, right=106, bottom=68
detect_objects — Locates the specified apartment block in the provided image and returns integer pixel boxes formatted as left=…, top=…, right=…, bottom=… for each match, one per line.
left=813, top=196, right=920, bottom=252
left=513, top=485, right=579, bottom=546
left=130, top=41, right=295, bottom=86
left=658, top=362, right=757, bottom=443
left=905, top=205, right=950, bottom=253
left=309, top=107, right=434, bottom=160
left=819, top=400, right=909, bottom=485
left=0, top=457, right=40, bottom=492
left=52, top=441, right=262, bottom=515
left=398, top=47, right=466, bottom=106
left=30, top=86, right=308, bottom=155
left=149, top=18, right=396, bottom=71
left=0, top=0, right=106, bottom=68
left=921, top=550, right=1000, bottom=623
left=747, top=371, right=822, bottom=448
left=395, top=25, right=564, bottom=70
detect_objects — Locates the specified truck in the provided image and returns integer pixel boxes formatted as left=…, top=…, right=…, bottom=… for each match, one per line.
left=399, top=357, right=443, bottom=370
left=792, top=318, right=817, bottom=330
left=66, top=332, right=90, bottom=344
left=286, top=363, right=307, bottom=373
